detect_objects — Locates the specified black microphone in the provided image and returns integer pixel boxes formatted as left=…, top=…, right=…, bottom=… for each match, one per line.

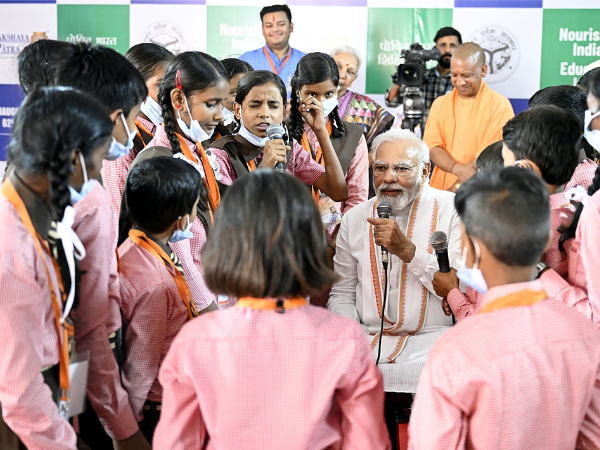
left=266, top=123, right=286, bottom=172
left=430, top=231, right=450, bottom=273
left=376, top=201, right=393, bottom=266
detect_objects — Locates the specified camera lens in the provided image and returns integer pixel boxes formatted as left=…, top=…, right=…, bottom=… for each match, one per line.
left=403, top=67, right=418, bottom=82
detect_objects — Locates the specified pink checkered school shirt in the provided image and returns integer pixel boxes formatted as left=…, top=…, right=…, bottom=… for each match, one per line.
left=565, top=158, right=597, bottom=192
left=70, top=181, right=138, bottom=439
left=119, top=238, right=191, bottom=420
left=153, top=304, right=391, bottom=450
left=542, top=189, right=600, bottom=329
left=0, top=194, right=77, bottom=449
left=546, top=192, right=575, bottom=278
left=409, top=280, right=600, bottom=450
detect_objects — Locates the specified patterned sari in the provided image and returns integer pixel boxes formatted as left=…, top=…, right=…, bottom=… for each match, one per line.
left=338, top=90, right=394, bottom=146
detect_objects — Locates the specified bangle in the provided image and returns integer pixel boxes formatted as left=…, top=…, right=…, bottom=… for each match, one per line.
left=450, top=162, right=457, bottom=174
left=327, top=244, right=336, bottom=252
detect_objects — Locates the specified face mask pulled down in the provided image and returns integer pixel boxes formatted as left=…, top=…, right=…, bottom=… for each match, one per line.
left=140, top=96, right=163, bottom=127
left=106, top=113, right=136, bottom=161
left=456, top=236, right=488, bottom=294
left=584, top=109, right=600, bottom=151
left=69, top=151, right=95, bottom=205
left=170, top=215, right=193, bottom=243
left=177, top=95, right=214, bottom=143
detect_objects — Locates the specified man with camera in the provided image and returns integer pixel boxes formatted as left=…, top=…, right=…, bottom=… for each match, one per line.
left=424, top=43, right=514, bottom=191
left=385, top=27, right=462, bottom=129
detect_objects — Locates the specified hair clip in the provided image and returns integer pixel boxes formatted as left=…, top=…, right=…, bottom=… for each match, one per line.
left=175, top=69, right=183, bottom=90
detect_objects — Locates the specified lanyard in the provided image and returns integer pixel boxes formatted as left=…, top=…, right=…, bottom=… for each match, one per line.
left=236, top=297, right=307, bottom=310
left=300, top=120, right=332, bottom=202
left=480, top=289, right=546, bottom=314
left=1, top=178, right=72, bottom=405
left=128, top=229, right=198, bottom=319
left=263, top=46, right=292, bottom=75
left=175, top=132, right=220, bottom=212
left=135, top=118, right=154, bottom=146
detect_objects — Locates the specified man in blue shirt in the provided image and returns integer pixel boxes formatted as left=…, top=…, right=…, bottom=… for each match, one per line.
left=240, top=4, right=305, bottom=98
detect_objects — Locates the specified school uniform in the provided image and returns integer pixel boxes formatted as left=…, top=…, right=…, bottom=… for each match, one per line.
left=409, top=280, right=600, bottom=449
left=122, top=125, right=228, bottom=312
left=0, top=177, right=77, bottom=449
left=119, top=230, right=198, bottom=443
left=133, top=116, right=156, bottom=156
left=71, top=180, right=139, bottom=444
left=153, top=298, right=391, bottom=450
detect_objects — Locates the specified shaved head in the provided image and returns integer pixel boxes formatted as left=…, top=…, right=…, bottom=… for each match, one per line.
left=451, top=42, right=488, bottom=98
left=453, top=43, right=486, bottom=69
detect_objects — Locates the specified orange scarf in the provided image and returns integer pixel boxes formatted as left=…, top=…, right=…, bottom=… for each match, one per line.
left=1, top=178, right=72, bottom=404
left=480, top=289, right=547, bottom=314
left=175, top=132, right=220, bottom=211
left=236, top=297, right=307, bottom=310
left=300, top=121, right=332, bottom=202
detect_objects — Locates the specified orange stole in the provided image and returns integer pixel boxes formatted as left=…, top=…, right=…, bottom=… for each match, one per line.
left=1, top=178, right=72, bottom=403
left=236, top=297, right=307, bottom=310
left=128, top=229, right=198, bottom=319
left=175, top=132, right=220, bottom=211
left=480, top=289, right=547, bottom=314
left=300, top=121, right=333, bottom=202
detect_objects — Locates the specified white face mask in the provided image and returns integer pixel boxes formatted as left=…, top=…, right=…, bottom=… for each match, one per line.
left=237, top=112, right=269, bottom=147
left=584, top=109, right=600, bottom=151
left=69, top=151, right=95, bottom=205
left=176, top=95, right=214, bottom=143
left=222, top=107, right=235, bottom=126
left=455, top=236, right=488, bottom=294
left=322, top=96, right=338, bottom=117
left=105, top=113, right=136, bottom=160
left=140, top=96, right=163, bottom=127
left=169, top=215, right=193, bottom=243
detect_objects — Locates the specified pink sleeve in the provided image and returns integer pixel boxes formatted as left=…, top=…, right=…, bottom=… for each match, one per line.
left=170, top=219, right=216, bottom=311
left=288, top=140, right=325, bottom=186
left=121, top=280, right=170, bottom=421
left=211, top=147, right=235, bottom=186
left=579, top=200, right=600, bottom=323
left=154, top=329, right=207, bottom=450
left=408, top=351, right=468, bottom=450
left=100, top=150, right=133, bottom=218
left=72, top=197, right=138, bottom=439
left=336, top=326, right=391, bottom=450
left=541, top=269, right=598, bottom=326
left=341, top=135, right=369, bottom=214
left=446, top=288, right=483, bottom=322
left=0, top=249, right=77, bottom=449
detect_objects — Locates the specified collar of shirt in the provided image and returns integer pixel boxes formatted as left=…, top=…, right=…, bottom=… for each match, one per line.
left=144, top=232, right=173, bottom=257
left=11, top=173, right=52, bottom=240
left=480, top=279, right=544, bottom=310
left=264, top=44, right=292, bottom=67
left=154, top=125, right=199, bottom=158
left=137, top=115, right=156, bottom=135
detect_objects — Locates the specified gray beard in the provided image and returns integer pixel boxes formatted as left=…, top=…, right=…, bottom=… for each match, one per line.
left=376, top=179, right=422, bottom=215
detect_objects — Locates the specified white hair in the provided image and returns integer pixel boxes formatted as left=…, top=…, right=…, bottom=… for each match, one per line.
left=329, top=45, right=362, bottom=72
left=371, top=129, right=430, bottom=163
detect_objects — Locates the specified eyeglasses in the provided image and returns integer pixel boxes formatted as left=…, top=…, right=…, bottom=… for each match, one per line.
left=372, top=161, right=423, bottom=178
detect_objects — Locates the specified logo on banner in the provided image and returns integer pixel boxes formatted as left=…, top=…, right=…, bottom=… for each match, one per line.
left=0, top=33, right=30, bottom=59
left=470, top=26, right=520, bottom=84
left=142, top=22, right=188, bottom=55
left=66, top=34, right=92, bottom=44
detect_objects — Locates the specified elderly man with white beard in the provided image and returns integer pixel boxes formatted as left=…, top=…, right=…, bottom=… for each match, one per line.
left=328, top=129, right=461, bottom=399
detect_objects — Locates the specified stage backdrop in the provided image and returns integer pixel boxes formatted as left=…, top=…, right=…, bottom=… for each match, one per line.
left=1, top=0, right=599, bottom=165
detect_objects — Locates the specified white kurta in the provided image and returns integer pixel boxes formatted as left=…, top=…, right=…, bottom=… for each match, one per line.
left=329, top=184, right=462, bottom=392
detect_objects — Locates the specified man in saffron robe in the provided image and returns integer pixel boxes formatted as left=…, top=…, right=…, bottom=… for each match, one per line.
left=424, top=43, right=514, bottom=191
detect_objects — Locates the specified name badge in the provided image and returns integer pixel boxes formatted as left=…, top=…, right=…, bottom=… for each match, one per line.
left=318, top=195, right=341, bottom=230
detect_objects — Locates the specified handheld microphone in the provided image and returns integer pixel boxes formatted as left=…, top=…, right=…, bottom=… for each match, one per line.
left=266, top=124, right=286, bottom=172
left=376, top=201, right=393, bottom=266
left=430, top=231, right=450, bottom=273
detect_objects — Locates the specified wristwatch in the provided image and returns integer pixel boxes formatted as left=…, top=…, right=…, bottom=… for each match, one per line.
left=536, top=262, right=549, bottom=279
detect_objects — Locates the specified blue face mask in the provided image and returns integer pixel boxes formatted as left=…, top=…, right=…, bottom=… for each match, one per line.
left=105, top=113, right=136, bottom=161
left=322, top=96, right=338, bottom=117
left=176, top=94, right=214, bottom=143
left=69, top=151, right=95, bottom=205
left=456, top=236, right=488, bottom=294
left=169, top=215, right=193, bottom=243
left=237, top=113, right=269, bottom=147
left=140, top=96, right=163, bottom=127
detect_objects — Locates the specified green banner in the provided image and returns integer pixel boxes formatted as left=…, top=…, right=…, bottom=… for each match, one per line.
left=57, top=5, right=129, bottom=54
left=366, top=8, right=453, bottom=94
left=540, top=9, right=600, bottom=88
left=207, top=6, right=264, bottom=60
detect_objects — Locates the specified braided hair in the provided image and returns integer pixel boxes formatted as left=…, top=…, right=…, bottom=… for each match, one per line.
left=9, top=87, right=113, bottom=305
left=158, top=51, right=229, bottom=154
left=559, top=70, right=600, bottom=256
left=288, top=52, right=345, bottom=143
